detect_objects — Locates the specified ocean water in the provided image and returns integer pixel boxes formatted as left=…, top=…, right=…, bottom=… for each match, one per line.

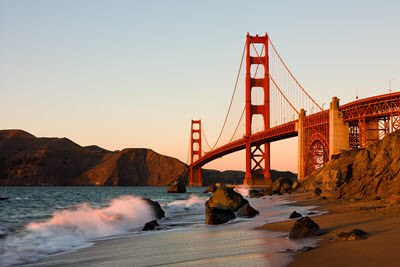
left=0, top=186, right=318, bottom=266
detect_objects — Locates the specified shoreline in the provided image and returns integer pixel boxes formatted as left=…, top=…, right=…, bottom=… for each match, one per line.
left=260, top=192, right=400, bottom=266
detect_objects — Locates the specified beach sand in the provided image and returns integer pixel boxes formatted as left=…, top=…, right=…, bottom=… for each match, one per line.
left=259, top=192, right=400, bottom=267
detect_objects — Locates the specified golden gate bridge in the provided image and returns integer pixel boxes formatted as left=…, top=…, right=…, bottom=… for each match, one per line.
left=188, top=33, right=400, bottom=186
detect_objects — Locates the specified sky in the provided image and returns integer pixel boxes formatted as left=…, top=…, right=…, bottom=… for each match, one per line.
left=1, top=0, right=399, bottom=173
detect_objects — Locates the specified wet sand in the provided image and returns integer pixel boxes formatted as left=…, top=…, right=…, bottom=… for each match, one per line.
left=259, top=193, right=400, bottom=267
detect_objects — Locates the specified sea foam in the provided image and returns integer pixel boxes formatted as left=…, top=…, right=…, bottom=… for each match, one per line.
left=0, top=195, right=154, bottom=266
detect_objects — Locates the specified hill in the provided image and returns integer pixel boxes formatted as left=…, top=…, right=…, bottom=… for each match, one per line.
left=0, top=129, right=296, bottom=186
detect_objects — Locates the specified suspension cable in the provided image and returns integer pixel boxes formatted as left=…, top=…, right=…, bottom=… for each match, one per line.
left=206, top=42, right=246, bottom=150
left=201, top=125, right=213, bottom=151
left=229, top=105, right=245, bottom=142
left=268, top=38, right=323, bottom=111
left=251, top=42, right=299, bottom=114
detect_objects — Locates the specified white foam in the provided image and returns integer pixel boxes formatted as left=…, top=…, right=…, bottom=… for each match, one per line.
left=234, top=185, right=250, bottom=197
left=0, top=195, right=155, bottom=266
left=163, top=194, right=206, bottom=214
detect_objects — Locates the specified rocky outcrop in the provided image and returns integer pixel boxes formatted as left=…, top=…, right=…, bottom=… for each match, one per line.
left=301, top=130, right=400, bottom=201
left=167, top=180, right=186, bottom=193
left=271, top=177, right=294, bottom=194
left=205, top=186, right=259, bottom=224
left=288, top=217, right=325, bottom=239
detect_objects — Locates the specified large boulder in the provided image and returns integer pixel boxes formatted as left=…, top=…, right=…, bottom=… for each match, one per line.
left=235, top=203, right=260, bottom=218
left=289, top=211, right=302, bottom=219
left=288, top=216, right=325, bottom=239
left=167, top=180, right=186, bottom=193
left=142, top=198, right=165, bottom=219
left=205, top=202, right=236, bottom=225
left=207, top=186, right=248, bottom=211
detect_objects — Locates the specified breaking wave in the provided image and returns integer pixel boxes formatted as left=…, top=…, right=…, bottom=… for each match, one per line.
left=0, top=195, right=154, bottom=266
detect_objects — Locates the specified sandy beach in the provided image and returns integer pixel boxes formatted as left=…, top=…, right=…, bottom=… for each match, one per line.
left=260, top=192, right=400, bottom=267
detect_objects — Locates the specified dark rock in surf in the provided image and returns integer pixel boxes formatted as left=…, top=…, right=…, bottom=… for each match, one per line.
left=142, top=198, right=165, bottom=219
left=0, top=197, right=10, bottom=201
left=142, top=220, right=159, bottom=231
left=167, top=180, right=186, bottom=193
left=289, top=211, right=302, bottom=219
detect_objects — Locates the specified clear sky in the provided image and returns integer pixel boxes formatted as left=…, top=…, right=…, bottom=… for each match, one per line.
left=1, top=0, right=399, bottom=172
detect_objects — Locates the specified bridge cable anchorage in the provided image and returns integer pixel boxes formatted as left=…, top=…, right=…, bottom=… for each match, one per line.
left=203, top=42, right=246, bottom=151
left=250, top=42, right=299, bottom=115
left=268, top=38, right=323, bottom=111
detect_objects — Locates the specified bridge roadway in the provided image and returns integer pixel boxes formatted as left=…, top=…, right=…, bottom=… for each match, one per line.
left=192, top=91, right=400, bottom=169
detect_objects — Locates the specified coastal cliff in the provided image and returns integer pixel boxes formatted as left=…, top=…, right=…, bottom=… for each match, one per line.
left=302, top=130, right=400, bottom=201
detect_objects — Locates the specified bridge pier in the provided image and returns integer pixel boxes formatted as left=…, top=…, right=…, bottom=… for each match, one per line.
left=296, top=109, right=306, bottom=181
left=329, top=97, right=349, bottom=157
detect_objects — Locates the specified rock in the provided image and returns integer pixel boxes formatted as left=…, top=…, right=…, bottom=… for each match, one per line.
left=289, top=217, right=325, bottom=239
left=313, top=187, right=322, bottom=197
left=142, top=220, right=159, bottom=231
left=207, top=186, right=248, bottom=211
left=167, top=180, right=187, bottom=193
left=0, top=197, right=10, bottom=201
left=205, top=202, right=236, bottom=225
left=333, top=229, right=368, bottom=241
left=307, top=211, right=316, bottom=215
left=142, top=198, right=165, bottom=219
left=292, top=181, right=300, bottom=191
left=321, top=196, right=328, bottom=200
left=249, top=189, right=261, bottom=198
left=203, top=185, right=217, bottom=193
left=289, top=211, right=302, bottom=219
left=236, top=203, right=260, bottom=218
left=271, top=177, right=294, bottom=194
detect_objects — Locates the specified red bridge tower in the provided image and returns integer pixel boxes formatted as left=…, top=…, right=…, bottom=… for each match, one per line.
left=189, top=119, right=202, bottom=186
left=244, top=33, right=271, bottom=185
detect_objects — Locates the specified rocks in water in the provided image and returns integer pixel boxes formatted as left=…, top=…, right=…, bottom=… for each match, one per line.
left=0, top=197, right=10, bottom=201
left=271, top=177, right=294, bottom=194
left=205, top=186, right=259, bottom=224
left=333, top=229, right=368, bottom=241
left=205, top=203, right=236, bottom=225
left=288, top=216, right=325, bottom=239
left=289, top=211, right=302, bottom=219
left=167, top=180, right=186, bottom=193
left=142, top=198, right=165, bottom=219
left=236, top=203, right=260, bottom=218
left=203, top=185, right=217, bottom=193
left=307, top=211, right=317, bottom=216
left=142, top=220, right=159, bottom=231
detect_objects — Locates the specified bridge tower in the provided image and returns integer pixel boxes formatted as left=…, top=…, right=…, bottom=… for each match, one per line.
left=244, top=33, right=271, bottom=185
left=189, top=119, right=202, bottom=186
